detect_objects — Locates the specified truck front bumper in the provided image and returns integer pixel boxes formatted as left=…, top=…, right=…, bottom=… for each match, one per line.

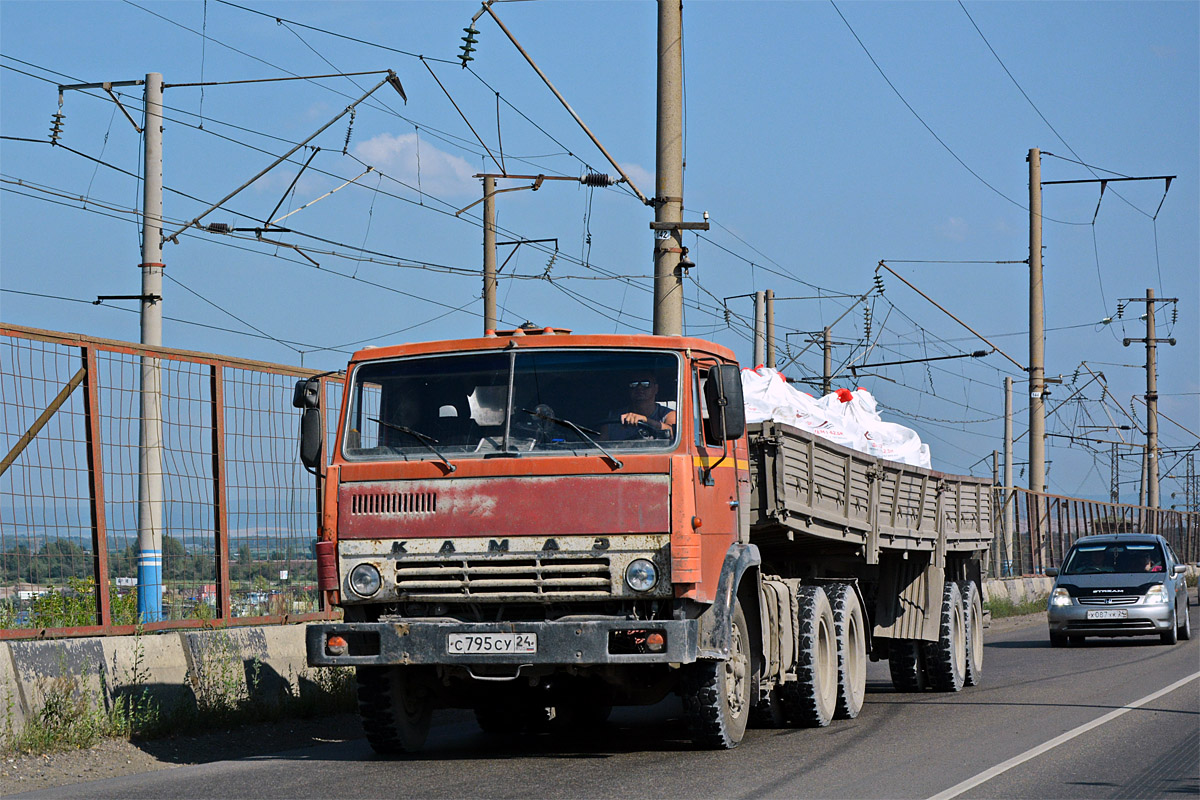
left=307, top=618, right=700, bottom=668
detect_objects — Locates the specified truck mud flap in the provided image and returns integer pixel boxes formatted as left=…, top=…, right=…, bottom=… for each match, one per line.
left=696, top=543, right=762, bottom=660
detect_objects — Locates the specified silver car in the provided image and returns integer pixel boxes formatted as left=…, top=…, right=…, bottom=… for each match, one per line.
left=1046, top=533, right=1191, bottom=646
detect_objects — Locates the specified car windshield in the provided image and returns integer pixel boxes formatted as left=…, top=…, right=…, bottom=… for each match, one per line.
left=343, top=349, right=681, bottom=461
left=1061, top=542, right=1166, bottom=575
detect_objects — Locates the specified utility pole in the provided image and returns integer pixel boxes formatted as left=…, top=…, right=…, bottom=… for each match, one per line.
left=823, top=327, right=833, bottom=396
left=765, top=289, right=776, bottom=368
left=482, top=175, right=497, bottom=333
left=753, top=290, right=766, bottom=366
left=1027, top=148, right=1045, bottom=495
left=138, top=72, right=165, bottom=622
left=1122, top=288, right=1178, bottom=517
left=652, top=0, right=684, bottom=336
left=1003, top=377, right=1014, bottom=575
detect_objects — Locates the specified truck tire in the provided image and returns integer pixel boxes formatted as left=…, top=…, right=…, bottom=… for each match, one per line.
left=356, top=666, right=433, bottom=754
left=923, top=581, right=967, bottom=692
left=681, top=599, right=751, bottom=749
left=959, top=580, right=984, bottom=687
left=828, top=583, right=867, bottom=720
left=781, top=585, right=837, bottom=727
left=888, top=641, right=927, bottom=692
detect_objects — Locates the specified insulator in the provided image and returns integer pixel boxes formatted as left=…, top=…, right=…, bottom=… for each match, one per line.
left=459, top=25, right=479, bottom=68
left=48, top=111, right=65, bottom=144
left=206, top=222, right=231, bottom=234
left=582, top=172, right=615, bottom=187
left=343, top=108, right=356, bottom=156
left=873, top=273, right=885, bottom=293
left=1116, top=302, right=1125, bottom=319
left=1171, top=307, right=1178, bottom=325
left=723, top=307, right=731, bottom=326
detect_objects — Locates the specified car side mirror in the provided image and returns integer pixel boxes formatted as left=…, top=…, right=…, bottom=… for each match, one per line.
left=1173, top=564, right=1187, bottom=575
left=1044, top=567, right=1059, bottom=577
left=294, top=378, right=323, bottom=470
left=704, top=364, right=745, bottom=442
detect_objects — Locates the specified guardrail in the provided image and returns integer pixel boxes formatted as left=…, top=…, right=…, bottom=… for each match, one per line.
left=1, top=324, right=342, bottom=639
left=989, top=486, right=1198, bottom=577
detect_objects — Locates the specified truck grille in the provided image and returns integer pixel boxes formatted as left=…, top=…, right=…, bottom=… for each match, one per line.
left=394, top=555, right=613, bottom=599
left=351, top=490, right=437, bottom=515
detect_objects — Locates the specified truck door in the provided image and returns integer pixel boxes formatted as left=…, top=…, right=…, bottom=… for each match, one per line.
left=691, top=364, right=741, bottom=569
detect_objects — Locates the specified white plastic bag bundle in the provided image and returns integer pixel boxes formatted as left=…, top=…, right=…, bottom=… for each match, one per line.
left=739, top=368, right=932, bottom=468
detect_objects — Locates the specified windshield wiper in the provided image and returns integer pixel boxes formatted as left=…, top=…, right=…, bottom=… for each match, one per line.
left=369, top=417, right=456, bottom=472
left=520, top=408, right=622, bottom=470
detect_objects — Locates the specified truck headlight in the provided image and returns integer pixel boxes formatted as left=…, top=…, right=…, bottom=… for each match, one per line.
left=1143, top=585, right=1168, bottom=604
left=625, top=559, right=658, bottom=593
left=1050, top=587, right=1072, bottom=607
left=349, top=563, right=382, bottom=597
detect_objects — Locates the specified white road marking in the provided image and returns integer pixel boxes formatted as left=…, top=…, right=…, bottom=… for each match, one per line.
left=927, top=670, right=1200, bottom=800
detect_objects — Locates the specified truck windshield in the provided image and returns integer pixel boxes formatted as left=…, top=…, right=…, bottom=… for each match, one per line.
left=343, top=349, right=681, bottom=461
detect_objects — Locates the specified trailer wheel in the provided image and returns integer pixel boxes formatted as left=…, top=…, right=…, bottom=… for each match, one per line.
left=781, top=585, right=837, bottom=727
left=888, top=641, right=927, bottom=692
left=356, top=666, right=433, bottom=754
left=681, top=599, right=751, bottom=749
left=923, top=581, right=967, bottom=692
left=959, top=580, right=984, bottom=687
left=828, top=583, right=867, bottom=719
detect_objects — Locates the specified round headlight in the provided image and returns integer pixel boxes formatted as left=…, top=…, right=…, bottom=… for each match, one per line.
left=625, top=559, right=658, bottom=593
left=349, top=563, right=382, bottom=597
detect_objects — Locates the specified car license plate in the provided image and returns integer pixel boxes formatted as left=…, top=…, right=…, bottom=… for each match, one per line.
left=447, top=632, right=537, bottom=655
left=1086, top=609, right=1128, bottom=620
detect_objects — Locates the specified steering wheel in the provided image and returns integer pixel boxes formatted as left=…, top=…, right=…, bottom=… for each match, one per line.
left=512, top=405, right=554, bottom=443
left=597, top=417, right=669, bottom=440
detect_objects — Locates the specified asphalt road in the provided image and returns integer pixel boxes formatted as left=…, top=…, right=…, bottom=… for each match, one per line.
left=14, top=600, right=1199, bottom=800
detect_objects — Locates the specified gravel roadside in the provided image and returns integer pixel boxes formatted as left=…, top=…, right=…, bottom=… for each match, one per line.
left=2, top=611, right=1054, bottom=796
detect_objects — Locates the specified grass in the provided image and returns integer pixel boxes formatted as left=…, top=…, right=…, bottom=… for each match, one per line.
left=1, top=628, right=357, bottom=757
left=985, top=595, right=1048, bottom=618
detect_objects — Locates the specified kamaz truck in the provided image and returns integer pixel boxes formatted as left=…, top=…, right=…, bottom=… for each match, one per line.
left=295, top=328, right=991, bottom=751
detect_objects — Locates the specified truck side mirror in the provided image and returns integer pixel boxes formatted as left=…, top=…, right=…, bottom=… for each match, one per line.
left=704, top=364, right=745, bottom=442
left=294, top=378, right=323, bottom=470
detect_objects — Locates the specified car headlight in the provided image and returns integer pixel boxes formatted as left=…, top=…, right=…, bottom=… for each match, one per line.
left=1050, top=587, right=1072, bottom=607
left=349, top=563, right=382, bottom=597
left=1143, top=585, right=1168, bottom=604
left=625, top=559, right=658, bottom=593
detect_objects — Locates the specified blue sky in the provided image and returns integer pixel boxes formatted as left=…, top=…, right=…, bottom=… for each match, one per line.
left=1, top=1, right=1196, bottom=502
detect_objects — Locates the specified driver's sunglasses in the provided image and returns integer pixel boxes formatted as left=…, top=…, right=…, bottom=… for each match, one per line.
left=629, top=380, right=653, bottom=388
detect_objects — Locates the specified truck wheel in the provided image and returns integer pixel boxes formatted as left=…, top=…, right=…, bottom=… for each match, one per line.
left=356, top=666, right=433, bottom=754
left=828, top=583, right=867, bottom=720
left=781, top=585, right=837, bottom=727
left=681, top=599, right=751, bottom=749
left=888, top=641, right=927, bottom=692
left=959, top=580, right=984, bottom=687
left=923, top=581, right=966, bottom=692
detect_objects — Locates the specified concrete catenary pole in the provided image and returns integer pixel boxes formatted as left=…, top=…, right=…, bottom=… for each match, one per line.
left=138, top=72, right=165, bottom=622
left=483, top=175, right=497, bottom=333
left=1004, top=376, right=1014, bottom=576
left=1145, top=287, right=1159, bottom=512
left=765, top=289, right=776, bottom=368
left=1028, top=148, right=1046, bottom=495
left=652, top=0, right=684, bottom=336
left=753, top=290, right=766, bottom=367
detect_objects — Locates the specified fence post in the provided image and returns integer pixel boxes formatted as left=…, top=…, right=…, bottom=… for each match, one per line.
left=83, top=345, right=112, bottom=628
left=210, top=365, right=232, bottom=622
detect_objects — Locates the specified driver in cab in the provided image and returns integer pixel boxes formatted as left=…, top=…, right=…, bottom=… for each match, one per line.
left=603, top=372, right=676, bottom=440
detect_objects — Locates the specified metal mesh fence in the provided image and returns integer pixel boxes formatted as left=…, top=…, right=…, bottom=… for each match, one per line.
left=989, top=487, right=1198, bottom=577
left=1, top=325, right=341, bottom=637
